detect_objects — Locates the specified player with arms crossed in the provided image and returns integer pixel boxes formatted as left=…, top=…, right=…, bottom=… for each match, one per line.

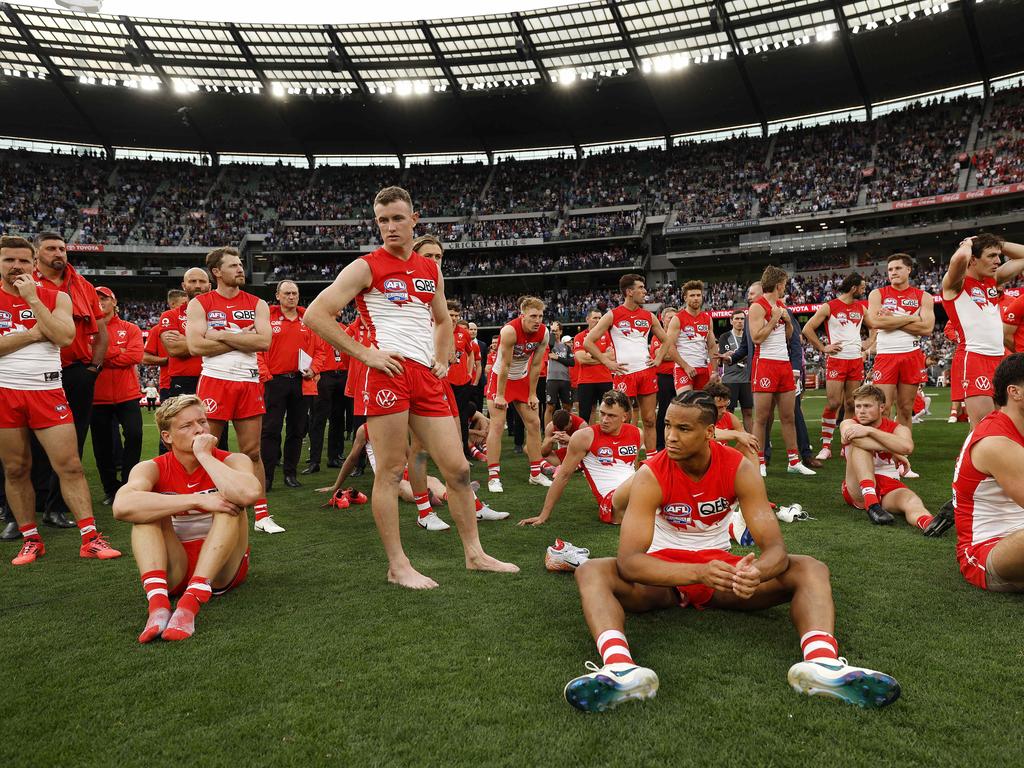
left=561, top=391, right=900, bottom=713
left=839, top=384, right=948, bottom=534
left=943, top=233, right=1024, bottom=426
left=584, top=274, right=669, bottom=454
left=747, top=266, right=815, bottom=476
left=483, top=296, right=551, bottom=492
left=114, top=395, right=260, bottom=642
left=303, top=186, right=517, bottom=589
left=953, top=353, right=1024, bottom=592
left=801, top=273, right=873, bottom=461
left=657, top=280, right=717, bottom=394
left=865, top=254, right=934, bottom=430
left=520, top=390, right=641, bottom=528
left=0, top=236, right=120, bottom=565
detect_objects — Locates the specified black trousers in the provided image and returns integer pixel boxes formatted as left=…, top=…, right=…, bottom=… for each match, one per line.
left=261, top=374, right=308, bottom=484
left=577, top=381, right=612, bottom=423
left=158, top=388, right=171, bottom=455
left=308, top=371, right=346, bottom=465
left=656, top=373, right=675, bottom=451
left=31, top=363, right=96, bottom=515
left=451, top=382, right=476, bottom=455
left=91, top=399, right=143, bottom=496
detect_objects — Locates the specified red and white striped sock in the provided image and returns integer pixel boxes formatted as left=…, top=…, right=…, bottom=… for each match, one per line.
left=529, top=461, right=542, bottom=478
left=413, top=492, right=432, bottom=520
left=821, top=408, right=838, bottom=448
left=787, top=450, right=800, bottom=467
left=597, top=629, right=634, bottom=666
left=20, top=523, right=41, bottom=542
left=915, top=514, right=934, bottom=530
left=76, top=516, right=97, bottom=543
left=488, top=463, right=500, bottom=480
left=176, top=576, right=212, bottom=616
left=758, top=452, right=766, bottom=468
left=470, top=445, right=486, bottom=460
left=859, top=479, right=880, bottom=508
left=254, top=498, right=269, bottom=522
left=141, top=569, right=171, bottom=613
left=540, top=460, right=555, bottom=472
left=800, top=630, right=839, bottom=662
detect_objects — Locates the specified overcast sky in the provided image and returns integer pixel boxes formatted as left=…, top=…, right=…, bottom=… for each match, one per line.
left=24, top=0, right=564, bottom=23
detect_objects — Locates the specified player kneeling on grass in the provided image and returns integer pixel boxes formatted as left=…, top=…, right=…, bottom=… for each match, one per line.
left=520, top=390, right=641, bottom=528
left=113, top=395, right=260, bottom=643
left=562, top=391, right=901, bottom=713
left=839, top=384, right=948, bottom=534
left=953, top=352, right=1024, bottom=592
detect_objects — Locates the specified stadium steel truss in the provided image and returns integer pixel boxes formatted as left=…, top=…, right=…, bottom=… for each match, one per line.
left=0, top=1, right=1021, bottom=156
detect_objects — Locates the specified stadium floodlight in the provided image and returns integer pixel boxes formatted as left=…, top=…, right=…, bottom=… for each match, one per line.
left=56, top=0, right=103, bottom=12
left=817, top=27, right=834, bottom=42
left=641, top=59, right=653, bottom=74
left=414, top=81, right=430, bottom=94
left=653, top=56, right=671, bottom=74
left=395, top=80, right=413, bottom=96
left=271, top=82, right=286, bottom=98
left=173, top=79, right=198, bottom=94
left=556, top=68, right=576, bottom=85
left=672, top=53, right=689, bottom=69
left=140, top=77, right=160, bottom=91
left=616, top=67, right=626, bottom=76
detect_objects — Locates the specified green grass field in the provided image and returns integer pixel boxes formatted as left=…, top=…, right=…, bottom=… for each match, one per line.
left=3, top=390, right=1023, bottom=767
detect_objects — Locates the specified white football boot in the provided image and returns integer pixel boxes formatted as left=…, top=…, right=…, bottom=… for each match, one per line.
left=416, top=512, right=451, bottom=532
left=787, top=657, right=901, bottom=709
left=564, top=661, right=660, bottom=713
left=487, top=478, right=504, bottom=493
left=254, top=516, right=285, bottom=534
left=476, top=504, right=509, bottom=521
left=544, top=539, right=590, bottom=572
left=528, top=473, right=553, bottom=487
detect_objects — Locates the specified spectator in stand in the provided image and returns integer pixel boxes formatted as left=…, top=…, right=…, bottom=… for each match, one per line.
left=90, top=286, right=144, bottom=505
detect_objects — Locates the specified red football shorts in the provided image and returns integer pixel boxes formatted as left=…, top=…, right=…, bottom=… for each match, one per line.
left=171, top=539, right=250, bottom=597
left=486, top=372, right=533, bottom=404
left=872, top=350, right=926, bottom=387
left=957, top=537, right=1004, bottom=591
left=673, top=365, right=712, bottom=392
left=363, top=359, right=451, bottom=418
left=751, top=357, right=795, bottom=394
left=950, top=346, right=966, bottom=401
left=955, top=351, right=1002, bottom=399
left=197, top=377, right=265, bottom=420
left=598, top=490, right=616, bottom=524
left=442, top=380, right=460, bottom=419
left=0, top=387, right=73, bottom=430
left=613, top=367, right=657, bottom=397
left=841, top=475, right=908, bottom=509
left=647, top=548, right=744, bottom=609
left=825, top=357, right=865, bottom=382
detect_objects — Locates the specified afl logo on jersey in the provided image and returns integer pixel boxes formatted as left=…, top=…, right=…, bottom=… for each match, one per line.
left=413, top=278, right=436, bottom=294
left=883, top=298, right=897, bottom=309
left=383, top=278, right=409, bottom=304
left=662, top=503, right=692, bottom=526
left=597, top=446, right=614, bottom=465
left=0, top=310, right=12, bottom=329
left=970, top=287, right=986, bottom=304
left=207, top=310, right=227, bottom=328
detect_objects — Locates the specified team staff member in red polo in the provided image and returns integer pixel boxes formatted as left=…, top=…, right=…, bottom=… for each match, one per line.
left=448, top=306, right=477, bottom=457
left=304, top=318, right=349, bottom=474
left=31, top=231, right=109, bottom=530
left=90, top=287, right=144, bottom=505
left=261, top=280, right=318, bottom=490
left=574, top=309, right=614, bottom=423
left=651, top=306, right=677, bottom=451
left=161, top=267, right=211, bottom=398
left=144, top=289, right=187, bottom=455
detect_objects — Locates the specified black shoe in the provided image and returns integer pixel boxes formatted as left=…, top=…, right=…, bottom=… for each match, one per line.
left=327, top=458, right=343, bottom=469
left=43, top=509, right=76, bottom=528
left=0, top=507, right=20, bottom=541
left=924, top=499, right=956, bottom=537
left=283, top=475, right=302, bottom=488
left=351, top=467, right=364, bottom=478
left=866, top=503, right=895, bottom=525
left=513, top=445, right=524, bottom=455
left=301, top=464, right=320, bottom=475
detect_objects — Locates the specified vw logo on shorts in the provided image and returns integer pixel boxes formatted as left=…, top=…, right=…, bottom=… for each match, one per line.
left=376, top=389, right=398, bottom=408
left=975, top=376, right=992, bottom=391
left=759, top=377, right=771, bottom=388
left=615, top=382, right=627, bottom=393
left=202, top=397, right=218, bottom=414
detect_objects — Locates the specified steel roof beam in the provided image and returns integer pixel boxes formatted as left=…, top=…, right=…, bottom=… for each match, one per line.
left=606, top=0, right=671, bottom=142
left=830, top=1, right=872, bottom=119
left=960, top=0, right=991, bottom=99
left=712, top=0, right=768, bottom=137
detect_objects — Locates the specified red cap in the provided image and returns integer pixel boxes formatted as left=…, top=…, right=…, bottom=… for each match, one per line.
left=96, top=286, right=116, bottom=300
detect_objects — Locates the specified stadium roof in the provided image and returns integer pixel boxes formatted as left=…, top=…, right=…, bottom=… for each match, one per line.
left=0, top=0, right=1022, bottom=157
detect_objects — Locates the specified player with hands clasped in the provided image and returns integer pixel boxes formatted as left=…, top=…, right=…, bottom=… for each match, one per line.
left=561, top=391, right=901, bottom=714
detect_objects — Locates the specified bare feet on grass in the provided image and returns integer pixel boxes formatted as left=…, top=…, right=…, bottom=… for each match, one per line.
left=387, top=566, right=440, bottom=590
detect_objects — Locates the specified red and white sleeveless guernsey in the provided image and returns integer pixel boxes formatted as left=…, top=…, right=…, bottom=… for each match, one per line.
left=945, top=276, right=1003, bottom=357
left=0, top=286, right=62, bottom=389
left=355, top=248, right=439, bottom=368
left=953, top=411, right=1024, bottom=588
left=645, top=440, right=743, bottom=552
left=867, top=418, right=904, bottom=479
left=608, top=305, right=654, bottom=374
left=152, top=448, right=232, bottom=542
left=674, top=309, right=713, bottom=368
left=486, top=315, right=546, bottom=403
left=194, top=290, right=261, bottom=382
left=752, top=296, right=788, bottom=362
left=825, top=298, right=867, bottom=360
left=580, top=423, right=641, bottom=505
left=875, top=285, right=925, bottom=354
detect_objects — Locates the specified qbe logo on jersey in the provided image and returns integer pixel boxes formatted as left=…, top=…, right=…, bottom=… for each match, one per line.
left=383, top=278, right=409, bottom=304
left=618, top=444, right=639, bottom=459
left=18, top=309, right=34, bottom=322
left=413, top=278, right=436, bottom=295
left=232, top=309, right=256, bottom=321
